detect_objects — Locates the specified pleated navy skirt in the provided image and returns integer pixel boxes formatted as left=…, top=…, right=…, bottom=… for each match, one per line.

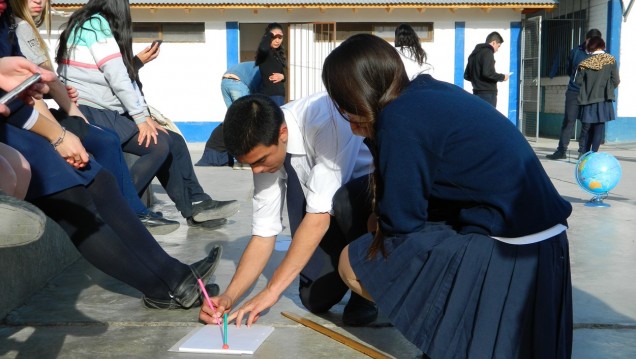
left=349, top=222, right=572, bottom=359
left=579, top=101, right=615, bottom=124
left=0, top=124, right=101, bottom=201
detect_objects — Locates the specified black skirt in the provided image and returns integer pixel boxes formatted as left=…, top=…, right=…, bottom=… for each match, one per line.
left=349, top=222, right=572, bottom=358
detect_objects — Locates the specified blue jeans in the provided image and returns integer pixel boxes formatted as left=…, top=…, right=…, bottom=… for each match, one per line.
left=221, top=79, right=250, bottom=107
left=269, top=95, right=285, bottom=107
left=82, top=124, right=148, bottom=215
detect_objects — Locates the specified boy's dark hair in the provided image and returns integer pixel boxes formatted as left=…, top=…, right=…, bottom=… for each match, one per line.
left=486, top=31, right=504, bottom=44
left=223, top=94, right=284, bottom=157
left=585, top=28, right=602, bottom=40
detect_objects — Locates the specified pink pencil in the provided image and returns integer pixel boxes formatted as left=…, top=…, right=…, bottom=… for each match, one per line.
left=197, top=278, right=222, bottom=327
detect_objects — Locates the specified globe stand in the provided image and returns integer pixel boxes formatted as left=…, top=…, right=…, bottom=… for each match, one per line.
left=585, top=193, right=610, bottom=208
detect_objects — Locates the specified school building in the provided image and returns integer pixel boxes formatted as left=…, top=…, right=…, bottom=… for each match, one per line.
left=49, top=0, right=635, bottom=143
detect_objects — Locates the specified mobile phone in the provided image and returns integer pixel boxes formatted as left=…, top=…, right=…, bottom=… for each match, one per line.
left=151, top=39, right=163, bottom=48
left=0, top=73, right=42, bottom=105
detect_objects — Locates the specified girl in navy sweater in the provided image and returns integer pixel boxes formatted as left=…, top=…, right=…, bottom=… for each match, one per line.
left=324, top=34, right=573, bottom=359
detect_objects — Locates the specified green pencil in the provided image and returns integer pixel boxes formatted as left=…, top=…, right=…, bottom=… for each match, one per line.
left=222, top=313, right=229, bottom=349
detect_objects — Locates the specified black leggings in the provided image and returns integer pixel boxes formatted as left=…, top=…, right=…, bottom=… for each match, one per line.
left=122, top=131, right=170, bottom=195
left=123, top=130, right=209, bottom=218
left=33, top=170, right=190, bottom=299
left=298, top=175, right=372, bottom=313
left=579, top=122, right=605, bottom=153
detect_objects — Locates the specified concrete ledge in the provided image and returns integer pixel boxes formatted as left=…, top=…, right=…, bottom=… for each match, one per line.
left=0, top=201, right=79, bottom=320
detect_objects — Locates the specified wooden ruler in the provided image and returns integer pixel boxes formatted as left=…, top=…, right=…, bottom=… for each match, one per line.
left=281, top=311, right=390, bottom=359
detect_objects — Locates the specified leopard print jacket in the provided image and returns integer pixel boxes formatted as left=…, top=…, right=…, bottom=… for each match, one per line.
left=578, top=53, right=616, bottom=71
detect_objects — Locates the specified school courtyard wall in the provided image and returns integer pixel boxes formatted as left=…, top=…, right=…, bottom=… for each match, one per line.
left=48, top=4, right=634, bottom=143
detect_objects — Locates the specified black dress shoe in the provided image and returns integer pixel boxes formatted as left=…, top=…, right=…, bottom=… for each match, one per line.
left=192, top=199, right=240, bottom=222
left=138, top=212, right=180, bottom=235
left=342, top=292, right=378, bottom=326
left=143, top=283, right=220, bottom=309
left=546, top=150, right=566, bottom=160
left=141, top=245, right=222, bottom=309
left=187, top=217, right=228, bottom=230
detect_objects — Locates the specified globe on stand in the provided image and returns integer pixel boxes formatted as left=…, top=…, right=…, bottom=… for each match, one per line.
left=575, top=151, right=622, bottom=207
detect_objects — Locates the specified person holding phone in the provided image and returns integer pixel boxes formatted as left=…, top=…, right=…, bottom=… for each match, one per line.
left=255, top=23, right=286, bottom=106
left=55, top=0, right=239, bottom=229
left=0, top=56, right=52, bottom=114
left=464, top=31, right=510, bottom=107
left=2, top=2, right=224, bottom=309
left=10, top=0, right=182, bottom=234
left=135, top=39, right=162, bottom=71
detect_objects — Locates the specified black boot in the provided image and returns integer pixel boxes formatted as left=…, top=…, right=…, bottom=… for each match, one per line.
left=342, top=292, right=378, bottom=326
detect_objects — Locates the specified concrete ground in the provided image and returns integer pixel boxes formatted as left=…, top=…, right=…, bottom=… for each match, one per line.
left=1, top=139, right=635, bottom=359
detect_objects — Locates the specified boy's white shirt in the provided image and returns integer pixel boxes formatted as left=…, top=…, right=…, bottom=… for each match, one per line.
left=251, top=92, right=373, bottom=237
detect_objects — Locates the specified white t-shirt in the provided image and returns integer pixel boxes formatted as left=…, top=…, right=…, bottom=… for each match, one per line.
left=251, top=92, right=374, bottom=237
left=397, top=48, right=432, bottom=80
left=14, top=18, right=49, bottom=66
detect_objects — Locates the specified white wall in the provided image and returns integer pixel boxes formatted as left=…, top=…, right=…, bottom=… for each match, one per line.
left=618, top=12, right=635, bottom=117
left=50, top=7, right=523, bottom=123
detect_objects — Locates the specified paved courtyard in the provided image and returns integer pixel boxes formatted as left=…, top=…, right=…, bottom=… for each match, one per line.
left=1, top=140, right=635, bottom=358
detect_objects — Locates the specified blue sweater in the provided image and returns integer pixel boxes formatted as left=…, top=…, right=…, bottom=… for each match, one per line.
left=566, top=43, right=590, bottom=92
left=376, top=75, right=571, bottom=238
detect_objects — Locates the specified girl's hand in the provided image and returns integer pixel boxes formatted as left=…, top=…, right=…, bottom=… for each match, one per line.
left=137, top=118, right=158, bottom=147
left=269, top=72, right=284, bottom=83
left=53, top=130, right=90, bottom=169
left=66, top=85, right=79, bottom=104
left=148, top=116, right=169, bottom=135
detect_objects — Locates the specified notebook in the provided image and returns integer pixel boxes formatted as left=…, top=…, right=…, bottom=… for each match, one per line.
left=169, top=324, right=274, bottom=355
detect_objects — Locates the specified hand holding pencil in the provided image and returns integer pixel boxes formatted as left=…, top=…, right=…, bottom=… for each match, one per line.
left=199, top=292, right=233, bottom=325
left=197, top=279, right=229, bottom=349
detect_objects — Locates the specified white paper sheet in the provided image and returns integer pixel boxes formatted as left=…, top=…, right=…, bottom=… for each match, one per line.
left=169, top=324, right=274, bottom=355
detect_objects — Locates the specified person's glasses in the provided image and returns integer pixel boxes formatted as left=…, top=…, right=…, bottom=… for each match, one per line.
left=272, top=34, right=284, bottom=40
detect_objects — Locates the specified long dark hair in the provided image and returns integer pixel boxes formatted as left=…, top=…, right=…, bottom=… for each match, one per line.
left=322, top=34, right=410, bottom=258
left=255, top=22, right=286, bottom=68
left=55, top=0, right=136, bottom=81
left=394, top=23, right=427, bottom=66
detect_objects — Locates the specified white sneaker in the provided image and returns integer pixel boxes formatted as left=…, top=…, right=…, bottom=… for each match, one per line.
left=0, top=193, right=46, bottom=247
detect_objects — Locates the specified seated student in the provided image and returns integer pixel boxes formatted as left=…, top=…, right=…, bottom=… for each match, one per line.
left=196, top=61, right=262, bottom=168
left=10, top=0, right=179, bottom=234
left=0, top=56, right=43, bottom=245
left=55, top=0, right=239, bottom=229
left=199, top=92, right=378, bottom=327
left=324, top=34, right=573, bottom=358
left=0, top=43, right=222, bottom=312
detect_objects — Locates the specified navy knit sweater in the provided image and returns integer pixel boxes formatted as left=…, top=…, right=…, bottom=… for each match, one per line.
left=376, top=75, right=571, bottom=238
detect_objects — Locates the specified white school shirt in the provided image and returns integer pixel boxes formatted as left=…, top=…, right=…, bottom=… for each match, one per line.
left=397, top=48, right=433, bottom=80
left=251, top=92, right=374, bottom=237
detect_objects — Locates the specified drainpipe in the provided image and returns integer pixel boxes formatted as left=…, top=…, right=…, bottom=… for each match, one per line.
left=623, top=0, right=634, bottom=20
